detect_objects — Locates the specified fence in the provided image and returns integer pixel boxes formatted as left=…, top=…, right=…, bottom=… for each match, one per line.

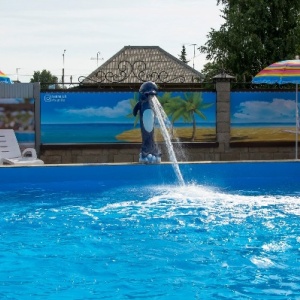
left=0, top=76, right=295, bottom=164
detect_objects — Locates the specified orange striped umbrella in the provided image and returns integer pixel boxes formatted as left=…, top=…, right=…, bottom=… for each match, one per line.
left=0, top=70, right=13, bottom=84
left=252, top=60, right=300, bottom=84
left=252, top=60, right=300, bottom=159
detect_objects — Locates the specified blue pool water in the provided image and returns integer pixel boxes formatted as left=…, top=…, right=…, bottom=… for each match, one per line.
left=0, top=162, right=300, bottom=299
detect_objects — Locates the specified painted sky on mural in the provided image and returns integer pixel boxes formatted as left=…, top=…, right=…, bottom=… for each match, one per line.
left=41, top=92, right=216, bottom=124
left=231, top=92, right=297, bottom=124
left=1, top=0, right=224, bottom=83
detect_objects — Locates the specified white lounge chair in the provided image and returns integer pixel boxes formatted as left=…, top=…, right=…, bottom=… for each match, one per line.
left=0, top=129, right=44, bottom=165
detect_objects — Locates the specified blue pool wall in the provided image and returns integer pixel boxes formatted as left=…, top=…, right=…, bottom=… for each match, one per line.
left=1, top=161, right=300, bottom=192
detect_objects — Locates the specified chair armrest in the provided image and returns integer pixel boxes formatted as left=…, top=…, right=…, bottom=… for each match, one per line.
left=21, top=148, right=37, bottom=159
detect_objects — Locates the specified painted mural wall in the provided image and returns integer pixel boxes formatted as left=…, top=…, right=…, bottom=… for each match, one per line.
left=3, top=90, right=297, bottom=146
left=40, top=91, right=217, bottom=144
left=231, top=91, right=299, bottom=142
left=0, top=97, right=35, bottom=147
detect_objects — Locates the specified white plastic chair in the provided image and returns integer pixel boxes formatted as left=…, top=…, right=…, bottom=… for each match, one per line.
left=0, top=129, right=44, bottom=165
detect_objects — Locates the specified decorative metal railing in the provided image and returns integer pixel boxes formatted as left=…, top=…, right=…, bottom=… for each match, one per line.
left=78, top=60, right=194, bottom=84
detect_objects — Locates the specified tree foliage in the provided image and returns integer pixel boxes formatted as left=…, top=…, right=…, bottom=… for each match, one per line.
left=178, top=45, right=189, bottom=63
left=199, top=0, right=300, bottom=82
left=127, top=92, right=140, bottom=127
left=30, top=69, right=58, bottom=89
left=200, top=62, right=221, bottom=82
left=163, top=92, right=214, bottom=141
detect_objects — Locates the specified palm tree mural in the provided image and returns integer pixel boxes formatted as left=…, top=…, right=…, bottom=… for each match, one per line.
left=157, top=92, right=181, bottom=135
left=125, top=91, right=214, bottom=142
left=157, top=92, right=179, bottom=107
left=162, top=92, right=214, bottom=141
left=126, top=92, right=140, bottom=127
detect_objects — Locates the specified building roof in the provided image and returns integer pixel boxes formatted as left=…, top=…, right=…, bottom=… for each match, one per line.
left=81, top=46, right=203, bottom=85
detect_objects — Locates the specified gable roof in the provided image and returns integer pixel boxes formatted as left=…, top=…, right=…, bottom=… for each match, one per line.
left=82, top=46, right=202, bottom=84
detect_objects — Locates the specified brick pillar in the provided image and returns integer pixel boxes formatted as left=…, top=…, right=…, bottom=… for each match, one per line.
left=213, top=73, right=235, bottom=151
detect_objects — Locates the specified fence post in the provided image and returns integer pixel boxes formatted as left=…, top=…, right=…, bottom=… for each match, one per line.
left=213, top=73, right=235, bottom=152
left=33, top=82, right=41, bottom=155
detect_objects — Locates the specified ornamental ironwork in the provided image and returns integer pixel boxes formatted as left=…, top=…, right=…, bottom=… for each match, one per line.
left=78, top=60, right=189, bottom=84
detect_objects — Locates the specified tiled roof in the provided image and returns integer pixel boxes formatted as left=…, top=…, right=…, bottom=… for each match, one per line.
left=82, top=46, right=202, bottom=84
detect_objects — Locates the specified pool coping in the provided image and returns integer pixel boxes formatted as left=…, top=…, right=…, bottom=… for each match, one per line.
left=0, top=159, right=299, bottom=168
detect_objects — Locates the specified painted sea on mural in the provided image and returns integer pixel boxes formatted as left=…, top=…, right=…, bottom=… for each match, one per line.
left=41, top=123, right=135, bottom=143
left=41, top=122, right=215, bottom=143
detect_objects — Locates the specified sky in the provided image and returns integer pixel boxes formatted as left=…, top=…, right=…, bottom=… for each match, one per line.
left=1, top=0, right=224, bottom=83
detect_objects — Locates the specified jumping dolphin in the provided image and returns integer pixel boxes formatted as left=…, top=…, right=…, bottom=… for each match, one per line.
left=133, top=81, right=161, bottom=163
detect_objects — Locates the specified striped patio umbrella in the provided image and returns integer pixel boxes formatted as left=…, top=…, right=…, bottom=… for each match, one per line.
left=252, top=59, right=300, bottom=159
left=0, top=70, right=13, bottom=84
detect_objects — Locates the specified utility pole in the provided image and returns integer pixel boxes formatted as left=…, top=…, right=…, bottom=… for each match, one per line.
left=91, top=51, right=103, bottom=67
left=16, top=68, right=20, bottom=81
left=190, top=44, right=197, bottom=69
left=62, top=49, right=66, bottom=88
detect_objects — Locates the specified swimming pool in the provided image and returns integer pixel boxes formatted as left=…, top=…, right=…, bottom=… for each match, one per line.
left=1, top=161, right=300, bottom=299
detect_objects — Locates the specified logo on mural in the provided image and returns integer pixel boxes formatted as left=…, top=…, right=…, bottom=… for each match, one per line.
left=44, top=94, right=67, bottom=103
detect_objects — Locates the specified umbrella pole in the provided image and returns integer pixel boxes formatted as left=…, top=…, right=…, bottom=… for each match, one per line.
left=297, top=83, right=299, bottom=159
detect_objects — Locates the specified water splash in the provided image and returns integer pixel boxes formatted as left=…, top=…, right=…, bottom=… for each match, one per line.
left=151, top=95, right=185, bottom=185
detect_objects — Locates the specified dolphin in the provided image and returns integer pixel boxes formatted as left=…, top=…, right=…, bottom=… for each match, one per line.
left=133, top=81, right=161, bottom=163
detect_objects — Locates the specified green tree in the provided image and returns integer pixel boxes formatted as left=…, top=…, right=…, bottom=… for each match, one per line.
left=126, top=92, right=140, bottom=127
left=163, top=92, right=214, bottom=141
left=199, top=0, right=300, bottom=82
left=178, top=45, right=189, bottom=63
left=157, top=92, right=182, bottom=135
left=30, top=69, right=58, bottom=89
left=200, top=62, right=223, bottom=82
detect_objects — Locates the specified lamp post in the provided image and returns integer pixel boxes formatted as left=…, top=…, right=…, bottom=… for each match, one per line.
left=91, top=51, right=103, bottom=67
left=97, top=51, right=101, bottom=67
left=62, top=49, right=66, bottom=88
left=16, top=68, right=20, bottom=81
left=189, top=44, right=197, bottom=69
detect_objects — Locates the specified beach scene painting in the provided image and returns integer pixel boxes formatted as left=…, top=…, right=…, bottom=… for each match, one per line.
left=231, top=91, right=299, bottom=142
left=40, top=91, right=216, bottom=144
left=0, top=97, right=35, bottom=147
